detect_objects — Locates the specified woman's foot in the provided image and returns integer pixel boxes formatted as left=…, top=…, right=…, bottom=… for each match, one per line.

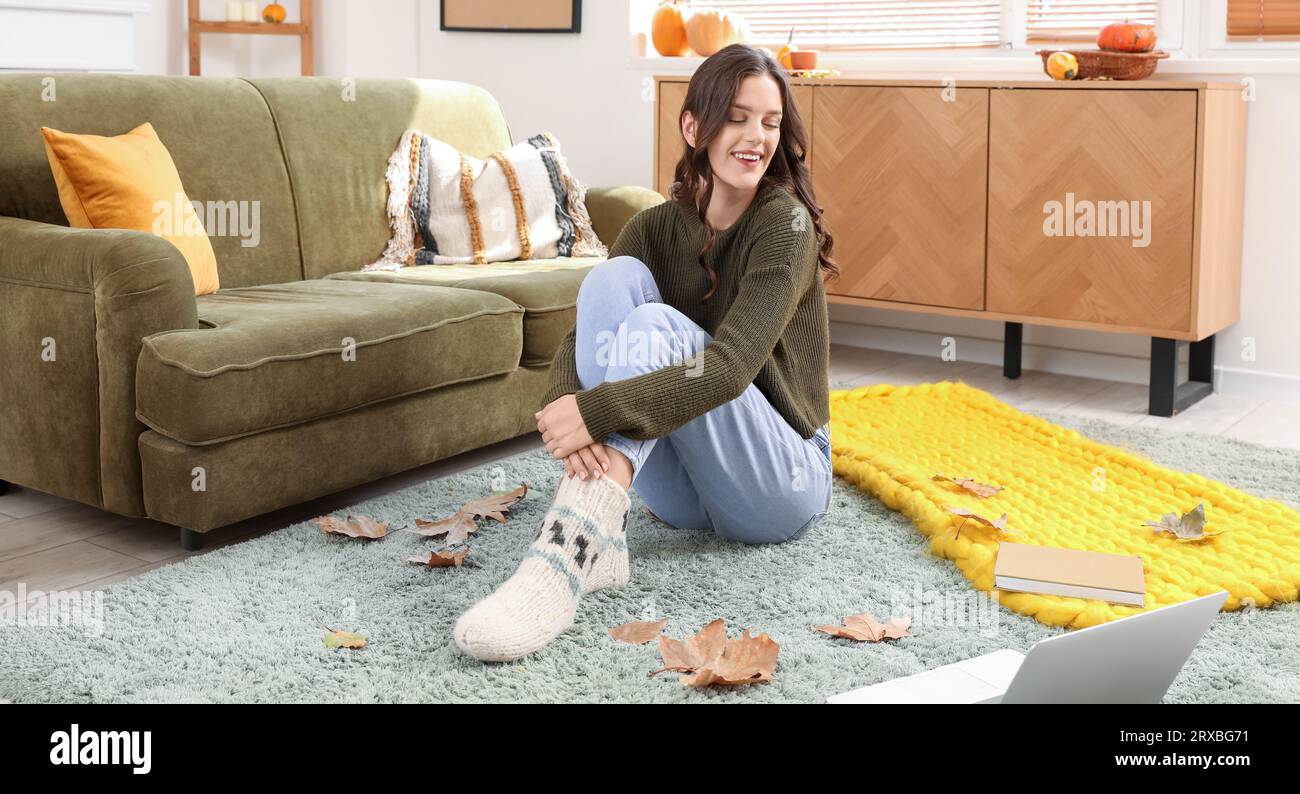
left=453, top=472, right=631, bottom=662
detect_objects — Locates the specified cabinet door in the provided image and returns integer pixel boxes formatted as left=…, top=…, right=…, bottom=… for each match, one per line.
left=813, top=85, right=989, bottom=310
left=655, top=82, right=813, bottom=199
left=793, top=84, right=814, bottom=171
left=987, top=89, right=1196, bottom=332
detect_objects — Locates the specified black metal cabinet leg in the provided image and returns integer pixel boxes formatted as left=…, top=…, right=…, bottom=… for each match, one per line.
left=1149, top=335, right=1215, bottom=417
left=180, top=528, right=204, bottom=551
left=1189, top=333, right=1215, bottom=384
left=1150, top=337, right=1177, bottom=416
left=1003, top=322, right=1023, bottom=379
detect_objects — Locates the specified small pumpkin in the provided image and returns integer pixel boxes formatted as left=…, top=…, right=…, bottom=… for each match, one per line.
left=651, top=0, right=692, bottom=57
left=262, top=2, right=286, bottom=23
left=1097, top=20, right=1156, bottom=52
left=1046, top=51, right=1078, bottom=81
left=685, top=6, right=748, bottom=57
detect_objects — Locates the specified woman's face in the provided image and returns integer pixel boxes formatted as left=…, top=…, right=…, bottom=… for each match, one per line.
left=685, top=73, right=783, bottom=195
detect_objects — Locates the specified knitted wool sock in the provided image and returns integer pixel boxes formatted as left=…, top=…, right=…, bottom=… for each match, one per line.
left=583, top=504, right=631, bottom=593
left=453, top=472, right=631, bottom=662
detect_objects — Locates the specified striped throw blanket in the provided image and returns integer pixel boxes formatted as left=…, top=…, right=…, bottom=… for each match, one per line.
left=366, top=130, right=607, bottom=270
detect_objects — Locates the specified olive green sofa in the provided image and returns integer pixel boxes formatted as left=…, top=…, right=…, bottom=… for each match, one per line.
left=0, top=75, right=663, bottom=549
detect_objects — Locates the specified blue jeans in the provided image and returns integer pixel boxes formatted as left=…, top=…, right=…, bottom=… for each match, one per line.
left=571, top=255, right=833, bottom=545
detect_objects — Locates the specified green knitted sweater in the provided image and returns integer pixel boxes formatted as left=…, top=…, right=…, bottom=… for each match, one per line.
left=540, top=181, right=830, bottom=443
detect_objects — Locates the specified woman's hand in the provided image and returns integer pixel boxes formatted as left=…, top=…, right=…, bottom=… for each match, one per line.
left=534, top=394, right=595, bottom=460
left=564, top=442, right=612, bottom=480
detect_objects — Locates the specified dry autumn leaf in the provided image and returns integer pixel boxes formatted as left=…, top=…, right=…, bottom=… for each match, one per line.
left=323, top=626, right=367, bottom=649
left=932, top=475, right=1003, bottom=498
left=652, top=618, right=727, bottom=675
left=681, top=631, right=780, bottom=688
left=944, top=506, right=1015, bottom=539
left=314, top=514, right=389, bottom=540
left=415, top=484, right=529, bottom=545
left=649, top=619, right=779, bottom=688
left=609, top=619, right=669, bottom=645
left=407, top=549, right=469, bottom=568
left=1144, top=503, right=1222, bottom=541
left=816, top=612, right=912, bottom=643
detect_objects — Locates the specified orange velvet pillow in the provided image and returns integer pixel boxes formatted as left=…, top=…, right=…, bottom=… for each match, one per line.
left=40, top=122, right=220, bottom=296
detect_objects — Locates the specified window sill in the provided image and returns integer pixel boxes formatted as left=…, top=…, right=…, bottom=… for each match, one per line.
left=630, top=52, right=1300, bottom=77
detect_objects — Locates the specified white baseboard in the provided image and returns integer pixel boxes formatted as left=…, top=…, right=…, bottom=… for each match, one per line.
left=830, top=320, right=1300, bottom=403
left=1214, top=365, right=1300, bottom=402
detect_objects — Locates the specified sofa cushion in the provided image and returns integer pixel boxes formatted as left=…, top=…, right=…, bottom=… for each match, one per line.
left=40, top=122, right=221, bottom=296
left=0, top=74, right=302, bottom=288
left=326, top=257, right=598, bottom=366
left=136, top=280, right=523, bottom=445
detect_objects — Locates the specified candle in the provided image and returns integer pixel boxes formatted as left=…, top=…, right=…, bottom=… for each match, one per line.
left=243, top=1, right=258, bottom=22
left=225, top=1, right=243, bottom=21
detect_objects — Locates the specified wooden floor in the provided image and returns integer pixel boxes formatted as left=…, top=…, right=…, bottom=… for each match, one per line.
left=2, top=345, right=1297, bottom=606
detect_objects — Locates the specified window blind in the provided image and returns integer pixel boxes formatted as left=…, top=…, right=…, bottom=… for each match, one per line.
left=1025, top=0, right=1158, bottom=44
left=703, top=0, right=1002, bottom=51
left=1227, top=0, right=1300, bottom=39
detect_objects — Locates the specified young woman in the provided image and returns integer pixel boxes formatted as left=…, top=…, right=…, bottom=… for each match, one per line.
left=454, top=44, right=838, bottom=662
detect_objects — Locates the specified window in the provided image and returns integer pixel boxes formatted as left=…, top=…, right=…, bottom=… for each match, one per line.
left=1226, top=0, right=1300, bottom=39
left=703, top=1, right=1002, bottom=51
left=1024, top=1, right=1158, bottom=44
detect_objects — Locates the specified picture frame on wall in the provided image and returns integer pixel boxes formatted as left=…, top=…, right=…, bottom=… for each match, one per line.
left=440, top=0, right=581, bottom=33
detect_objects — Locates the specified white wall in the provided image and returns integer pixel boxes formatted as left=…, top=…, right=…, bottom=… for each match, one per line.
left=128, top=0, right=1300, bottom=399
left=1213, top=74, right=1300, bottom=399
left=134, top=0, right=417, bottom=78
left=415, top=0, right=650, bottom=192
left=137, top=0, right=299, bottom=75
left=315, top=0, right=418, bottom=78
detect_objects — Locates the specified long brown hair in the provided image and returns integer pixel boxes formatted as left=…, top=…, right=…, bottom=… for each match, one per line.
left=670, top=43, right=838, bottom=302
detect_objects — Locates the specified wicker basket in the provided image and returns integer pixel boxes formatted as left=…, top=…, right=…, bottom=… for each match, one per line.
left=1036, top=49, right=1170, bottom=81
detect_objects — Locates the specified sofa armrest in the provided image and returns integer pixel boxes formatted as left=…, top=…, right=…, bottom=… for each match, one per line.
left=584, top=185, right=666, bottom=249
left=0, top=216, right=199, bottom=515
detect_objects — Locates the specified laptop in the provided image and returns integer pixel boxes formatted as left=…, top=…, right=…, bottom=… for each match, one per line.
left=827, top=590, right=1228, bottom=704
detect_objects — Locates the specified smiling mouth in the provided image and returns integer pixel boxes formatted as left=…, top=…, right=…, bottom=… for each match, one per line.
left=732, top=151, right=762, bottom=165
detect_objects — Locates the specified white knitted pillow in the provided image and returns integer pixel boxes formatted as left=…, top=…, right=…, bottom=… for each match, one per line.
left=367, top=130, right=607, bottom=270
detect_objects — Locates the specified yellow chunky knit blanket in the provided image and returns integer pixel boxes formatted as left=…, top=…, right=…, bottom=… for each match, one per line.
left=828, top=382, right=1300, bottom=628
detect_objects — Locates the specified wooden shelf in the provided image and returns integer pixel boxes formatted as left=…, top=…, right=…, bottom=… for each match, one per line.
left=191, top=21, right=306, bottom=36
left=188, top=0, right=313, bottom=76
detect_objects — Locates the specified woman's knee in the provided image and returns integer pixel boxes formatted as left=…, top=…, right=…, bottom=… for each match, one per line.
left=622, top=300, right=688, bottom=331
left=578, top=255, right=654, bottom=305
left=613, top=302, right=705, bottom=374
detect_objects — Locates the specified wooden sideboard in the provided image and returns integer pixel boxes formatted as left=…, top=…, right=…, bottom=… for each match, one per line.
left=653, top=76, right=1248, bottom=416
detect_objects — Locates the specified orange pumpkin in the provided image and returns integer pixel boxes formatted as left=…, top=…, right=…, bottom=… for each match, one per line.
left=1097, top=20, right=1156, bottom=52
left=776, top=27, right=798, bottom=70
left=262, top=2, right=286, bottom=24
left=685, top=6, right=749, bottom=57
left=651, top=0, right=692, bottom=57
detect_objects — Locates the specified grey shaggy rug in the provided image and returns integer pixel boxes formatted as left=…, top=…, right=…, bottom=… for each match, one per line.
left=1, top=411, right=1298, bottom=703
